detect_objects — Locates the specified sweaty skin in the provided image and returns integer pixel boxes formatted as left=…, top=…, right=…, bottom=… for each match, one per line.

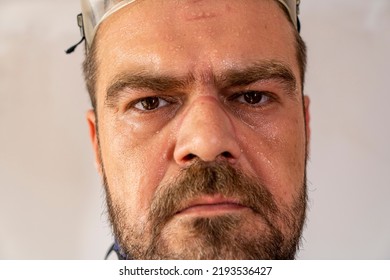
left=87, top=0, right=310, bottom=259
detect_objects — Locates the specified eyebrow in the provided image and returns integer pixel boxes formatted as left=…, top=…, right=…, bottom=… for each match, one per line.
left=219, top=61, right=297, bottom=93
left=105, top=60, right=297, bottom=107
left=105, top=72, right=194, bottom=107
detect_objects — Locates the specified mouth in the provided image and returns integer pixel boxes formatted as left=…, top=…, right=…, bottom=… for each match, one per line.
left=175, top=195, right=249, bottom=216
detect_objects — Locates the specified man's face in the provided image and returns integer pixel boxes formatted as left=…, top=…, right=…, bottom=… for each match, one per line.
left=87, top=0, right=310, bottom=259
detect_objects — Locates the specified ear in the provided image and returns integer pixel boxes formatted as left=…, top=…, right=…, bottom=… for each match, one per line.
left=87, top=110, right=102, bottom=175
left=303, top=95, right=311, bottom=144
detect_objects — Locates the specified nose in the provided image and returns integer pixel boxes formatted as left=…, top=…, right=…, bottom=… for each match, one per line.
left=173, top=97, right=241, bottom=166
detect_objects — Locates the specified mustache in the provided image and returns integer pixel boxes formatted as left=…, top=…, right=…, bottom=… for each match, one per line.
left=148, top=160, right=280, bottom=231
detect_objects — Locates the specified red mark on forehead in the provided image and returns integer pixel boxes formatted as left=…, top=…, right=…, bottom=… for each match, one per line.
left=225, top=4, right=232, bottom=12
left=181, top=0, right=220, bottom=21
left=185, top=11, right=217, bottom=21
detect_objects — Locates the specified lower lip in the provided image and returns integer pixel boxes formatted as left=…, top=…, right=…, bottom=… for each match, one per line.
left=177, top=203, right=248, bottom=216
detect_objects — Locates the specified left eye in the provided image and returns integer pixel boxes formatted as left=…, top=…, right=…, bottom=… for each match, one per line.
left=236, top=91, right=270, bottom=105
left=134, top=97, right=169, bottom=111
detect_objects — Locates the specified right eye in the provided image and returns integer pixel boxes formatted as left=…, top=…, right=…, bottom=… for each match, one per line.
left=133, top=97, right=169, bottom=111
left=235, top=91, right=270, bottom=106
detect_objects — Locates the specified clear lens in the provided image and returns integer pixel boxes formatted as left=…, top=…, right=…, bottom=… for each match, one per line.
left=80, top=0, right=298, bottom=48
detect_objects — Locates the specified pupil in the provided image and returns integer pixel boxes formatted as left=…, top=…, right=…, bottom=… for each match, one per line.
left=244, top=91, right=262, bottom=104
left=142, top=97, right=159, bottom=110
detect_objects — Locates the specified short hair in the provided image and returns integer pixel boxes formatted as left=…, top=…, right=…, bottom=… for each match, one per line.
left=83, top=2, right=307, bottom=111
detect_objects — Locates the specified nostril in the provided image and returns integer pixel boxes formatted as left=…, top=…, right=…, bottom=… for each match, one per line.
left=221, top=151, right=233, bottom=158
left=183, top=153, right=196, bottom=161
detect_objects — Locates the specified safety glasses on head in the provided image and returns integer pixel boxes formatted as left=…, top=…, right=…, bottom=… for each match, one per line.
left=67, top=0, right=301, bottom=54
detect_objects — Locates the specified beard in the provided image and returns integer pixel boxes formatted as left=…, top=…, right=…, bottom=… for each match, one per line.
left=103, top=160, right=307, bottom=260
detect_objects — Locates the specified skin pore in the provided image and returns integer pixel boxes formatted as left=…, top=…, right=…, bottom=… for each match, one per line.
left=87, top=0, right=310, bottom=259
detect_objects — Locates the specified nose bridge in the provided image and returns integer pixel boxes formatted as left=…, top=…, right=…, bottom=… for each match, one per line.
left=193, top=97, right=229, bottom=130
left=174, top=97, right=241, bottom=164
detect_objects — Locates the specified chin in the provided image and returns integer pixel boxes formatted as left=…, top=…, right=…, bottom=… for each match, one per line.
left=129, top=213, right=297, bottom=260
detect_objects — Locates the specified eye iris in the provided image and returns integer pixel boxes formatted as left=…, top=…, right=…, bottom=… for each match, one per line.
left=141, top=97, right=159, bottom=110
left=244, top=91, right=263, bottom=104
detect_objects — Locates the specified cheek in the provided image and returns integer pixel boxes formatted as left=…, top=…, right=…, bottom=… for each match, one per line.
left=98, top=115, right=173, bottom=217
left=240, top=108, right=306, bottom=204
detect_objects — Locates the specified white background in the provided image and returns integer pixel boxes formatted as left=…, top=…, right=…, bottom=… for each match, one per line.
left=0, top=0, right=389, bottom=259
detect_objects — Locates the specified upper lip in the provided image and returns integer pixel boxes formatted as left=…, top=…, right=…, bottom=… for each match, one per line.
left=176, top=195, right=245, bottom=214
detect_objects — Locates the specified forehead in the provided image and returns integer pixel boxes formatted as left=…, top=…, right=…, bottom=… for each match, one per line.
left=94, top=0, right=297, bottom=89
